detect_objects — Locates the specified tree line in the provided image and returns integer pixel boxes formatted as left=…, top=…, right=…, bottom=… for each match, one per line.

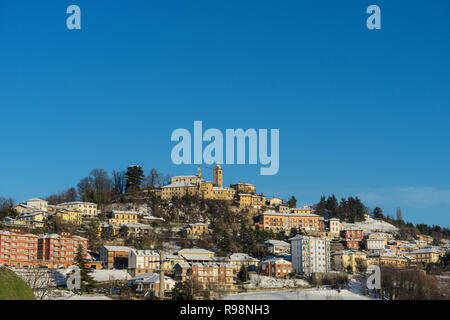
left=45, top=166, right=171, bottom=209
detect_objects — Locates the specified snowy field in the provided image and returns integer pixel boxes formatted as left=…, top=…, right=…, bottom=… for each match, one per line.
left=224, top=287, right=372, bottom=300
left=43, top=289, right=111, bottom=300
left=342, top=216, right=399, bottom=233
left=245, top=274, right=310, bottom=289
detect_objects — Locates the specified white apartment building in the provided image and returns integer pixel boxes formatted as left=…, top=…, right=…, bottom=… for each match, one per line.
left=328, top=218, right=342, bottom=236
left=26, top=198, right=48, bottom=212
left=128, top=249, right=160, bottom=276
left=366, top=238, right=386, bottom=250
left=290, top=235, right=331, bottom=276
left=58, top=202, right=98, bottom=217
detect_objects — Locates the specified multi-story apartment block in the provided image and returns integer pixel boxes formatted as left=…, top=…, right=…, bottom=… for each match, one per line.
left=342, top=227, right=363, bottom=250
left=260, top=258, right=292, bottom=278
left=128, top=249, right=160, bottom=276
left=58, top=202, right=98, bottom=217
left=174, top=262, right=235, bottom=289
left=108, top=210, right=139, bottom=226
left=132, top=273, right=176, bottom=297
left=365, top=237, right=386, bottom=250
left=405, top=248, right=444, bottom=264
left=326, top=218, right=342, bottom=237
left=56, top=209, right=83, bottom=225
left=290, top=235, right=331, bottom=276
left=37, top=233, right=88, bottom=268
left=181, top=223, right=211, bottom=236
left=16, top=211, right=47, bottom=227
left=342, top=228, right=364, bottom=240
left=224, top=253, right=259, bottom=270
left=25, top=198, right=48, bottom=212
left=255, top=211, right=324, bottom=232
left=332, top=250, right=367, bottom=272
left=197, top=181, right=236, bottom=201
left=378, top=252, right=415, bottom=268
left=238, top=193, right=266, bottom=207
left=0, top=231, right=39, bottom=268
left=100, top=245, right=134, bottom=269
left=258, top=240, right=291, bottom=255
left=161, top=182, right=199, bottom=199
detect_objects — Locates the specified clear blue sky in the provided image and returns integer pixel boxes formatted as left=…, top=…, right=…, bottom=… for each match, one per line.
left=1, top=1, right=449, bottom=227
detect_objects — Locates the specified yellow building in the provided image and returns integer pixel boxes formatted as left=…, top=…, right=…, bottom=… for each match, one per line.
left=367, top=232, right=391, bottom=245
left=379, top=254, right=414, bottom=268
left=97, top=223, right=120, bottom=237
left=238, top=193, right=266, bottom=207
left=291, top=206, right=312, bottom=214
left=332, top=250, right=367, bottom=272
left=230, top=182, right=256, bottom=194
left=108, top=210, right=139, bottom=226
left=213, top=163, right=223, bottom=187
left=416, top=234, right=434, bottom=244
left=161, top=166, right=235, bottom=201
left=277, top=205, right=290, bottom=213
left=56, top=209, right=83, bottom=225
left=161, top=182, right=198, bottom=199
left=16, top=211, right=47, bottom=227
left=177, top=248, right=215, bottom=258
left=406, top=249, right=444, bottom=264
left=57, top=201, right=98, bottom=217
left=181, top=223, right=212, bottom=236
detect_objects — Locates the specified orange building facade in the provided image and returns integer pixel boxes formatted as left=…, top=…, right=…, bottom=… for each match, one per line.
left=1, top=231, right=87, bottom=268
left=255, top=212, right=324, bottom=231
left=37, top=233, right=88, bottom=268
left=0, top=230, right=38, bottom=268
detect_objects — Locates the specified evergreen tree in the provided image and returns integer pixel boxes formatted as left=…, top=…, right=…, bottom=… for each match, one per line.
left=73, top=244, right=95, bottom=293
left=237, top=265, right=250, bottom=283
left=125, top=165, right=145, bottom=192
left=290, top=227, right=298, bottom=237
left=326, top=195, right=339, bottom=216
left=218, top=231, right=231, bottom=255
left=373, top=207, right=384, bottom=219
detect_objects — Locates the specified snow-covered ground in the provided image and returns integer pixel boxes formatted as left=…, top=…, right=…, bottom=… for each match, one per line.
left=225, top=287, right=371, bottom=300
left=245, top=274, right=310, bottom=289
left=43, top=289, right=111, bottom=300
left=91, top=269, right=132, bottom=282
left=342, top=216, right=399, bottom=234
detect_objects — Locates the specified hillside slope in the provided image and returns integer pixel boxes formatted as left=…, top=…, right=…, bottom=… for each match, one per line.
left=0, top=267, right=35, bottom=300
left=342, top=216, right=399, bottom=234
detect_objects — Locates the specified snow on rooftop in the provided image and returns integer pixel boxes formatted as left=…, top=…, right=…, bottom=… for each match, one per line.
left=177, top=248, right=215, bottom=255
left=91, top=269, right=133, bottom=282
left=103, top=245, right=134, bottom=252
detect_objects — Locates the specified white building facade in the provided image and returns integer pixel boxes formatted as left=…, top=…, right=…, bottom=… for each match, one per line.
left=290, top=235, right=331, bottom=276
left=366, top=238, right=386, bottom=250
left=128, top=249, right=160, bottom=276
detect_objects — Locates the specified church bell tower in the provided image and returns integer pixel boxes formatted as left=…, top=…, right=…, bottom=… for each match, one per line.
left=213, top=163, right=223, bottom=187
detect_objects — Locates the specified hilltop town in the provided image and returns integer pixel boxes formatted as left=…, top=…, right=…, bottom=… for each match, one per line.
left=0, top=164, right=449, bottom=300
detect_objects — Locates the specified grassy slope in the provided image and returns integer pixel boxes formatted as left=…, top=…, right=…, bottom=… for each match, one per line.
left=0, top=267, right=35, bottom=300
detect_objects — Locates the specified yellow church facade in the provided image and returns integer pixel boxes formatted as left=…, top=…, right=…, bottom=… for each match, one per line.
left=160, top=164, right=236, bottom=201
